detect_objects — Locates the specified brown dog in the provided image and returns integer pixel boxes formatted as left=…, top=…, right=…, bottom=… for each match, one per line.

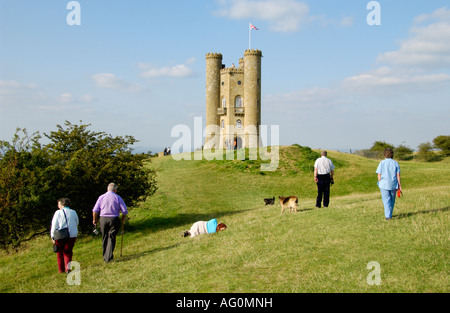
left=278, top=196, right=298, bottom=213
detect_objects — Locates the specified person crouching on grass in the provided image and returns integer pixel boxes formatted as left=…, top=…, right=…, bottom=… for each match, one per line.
left=182, top=219, right=227, bottom=238
left=376, top=148, right=402, bottom=220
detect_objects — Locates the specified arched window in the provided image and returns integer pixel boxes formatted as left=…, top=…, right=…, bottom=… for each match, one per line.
left=222, top=98, right=226, bottom=108
left=235, top=96, right=243, bottom=107
left=221, top=119, right=225, bottom=129
left=236, top=119, right=242, bottom=129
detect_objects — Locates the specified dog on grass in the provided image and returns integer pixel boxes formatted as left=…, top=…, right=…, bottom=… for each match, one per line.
left=278, top=196, right=298, bottom=213
left=264, top=197, right=275, bottom=205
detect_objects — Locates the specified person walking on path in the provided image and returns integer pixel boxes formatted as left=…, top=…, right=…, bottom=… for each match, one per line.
left=92, top=183, right=128, bottom=263
left=376, top=148, right=402, bottom=220
left=51, top=198, right=79, bottom=273
left=314, top=150, right=335, bottom=208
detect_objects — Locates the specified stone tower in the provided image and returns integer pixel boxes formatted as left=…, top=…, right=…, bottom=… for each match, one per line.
left=205, top=49, right=262, bottom=149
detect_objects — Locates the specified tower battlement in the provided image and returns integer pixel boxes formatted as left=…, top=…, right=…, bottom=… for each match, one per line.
left=220, top=66, right=244, bottom=74
left=244, top=49, right=262, bottom=56
left=205, top=52, right=223, bottom=59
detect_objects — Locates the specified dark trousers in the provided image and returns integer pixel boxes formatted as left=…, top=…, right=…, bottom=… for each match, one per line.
left=55, top=237, right=76, bottom=273
left=316, top=173, right=331, bottom=208
left=100, top=217, right=121, bottom=263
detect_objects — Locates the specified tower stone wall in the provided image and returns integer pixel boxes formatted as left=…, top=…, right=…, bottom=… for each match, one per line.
left=243, top=49, right=262, bottom=149
left=205, top=50, right=262, bottom=149
left=205, top=53, right=223, bottom=147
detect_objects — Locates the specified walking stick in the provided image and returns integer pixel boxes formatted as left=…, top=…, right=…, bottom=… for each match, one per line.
left=120, top=215, right=125, bottom=257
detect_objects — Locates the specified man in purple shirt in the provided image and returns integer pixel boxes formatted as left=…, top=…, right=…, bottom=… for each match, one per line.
left=93, top=183, right=128, bottom=263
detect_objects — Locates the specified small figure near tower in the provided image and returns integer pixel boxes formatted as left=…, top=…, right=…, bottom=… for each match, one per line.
left=205, top=50, right=262, bottom=150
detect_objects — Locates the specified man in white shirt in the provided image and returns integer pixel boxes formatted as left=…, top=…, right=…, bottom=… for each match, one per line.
left=314, top=151, right=335, bottom=208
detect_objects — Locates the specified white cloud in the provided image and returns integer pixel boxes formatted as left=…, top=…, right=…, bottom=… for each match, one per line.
left=377, top=7, right=450, bottom=69
left=342, top=66, right=450, bottom=95
left=264, top=87, right=341, bottom=112
left=0, top=80, right=40, bottom=97
left=268, top=6, right=450, bottom=110
left=56, top=92, right=96, bottom=104
left=340, top=16, right=354, bottom=27
left=0, top=80, right=47, bottom=107
left=92, top=73, right=143, bottom=92
left=215, top=0, right=310, bottom=32
left=265, top=7, right=450, bottom=114
left=139, top=63, right=196, bottom=79
left=57, top=93, right=74, bottom=104
left=0, top=80, right=95, bottom=119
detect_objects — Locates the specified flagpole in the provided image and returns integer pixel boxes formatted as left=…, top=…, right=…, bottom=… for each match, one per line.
left=249, top=22, right=251, bottom=50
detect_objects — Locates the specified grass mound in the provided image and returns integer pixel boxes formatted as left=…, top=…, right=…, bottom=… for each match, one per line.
left=0, top=146, right=448, bottom=293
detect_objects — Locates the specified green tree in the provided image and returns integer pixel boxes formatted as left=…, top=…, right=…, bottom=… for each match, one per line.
left=394, top=145, right=414, bottom=160
left=0, top=129, right=55, bottom=248
left=43, top=121, right=157, bottom=231
left=370, top=141, right=394, bottom=158
left=432, top=135, right=450, bottom=156
left=370, top=141, right=394, bottom=151
left=0, top=122, right=157, bottom=248
left=416, top=142, right=442, bottom=162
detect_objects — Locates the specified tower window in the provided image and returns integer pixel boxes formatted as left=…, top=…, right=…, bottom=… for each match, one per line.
left=235, top=96, right=243, bottom=107
left=236, top=119, right=242, bottom=129
left=237, top=81, right=242, bottom=85
left=222, top=98, right=226, bottom=108
left=221, top=120, right=225, bottom=129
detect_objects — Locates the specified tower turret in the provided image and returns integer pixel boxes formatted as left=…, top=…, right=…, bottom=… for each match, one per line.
left=205, top=53, right=223, bottom=148
left=243, top=49, right=262, bottom=148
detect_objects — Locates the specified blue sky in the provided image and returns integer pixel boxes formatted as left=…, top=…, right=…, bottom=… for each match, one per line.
left=1, top=0, right=449, bottom=153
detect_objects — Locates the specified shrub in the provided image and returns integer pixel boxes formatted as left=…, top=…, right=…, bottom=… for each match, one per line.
left=370, top=141, right=395, bottom=158
left=394, top=145, right=414, bottom=161
left=0, top=129, right=54, bottom=248
left=0, top=122, right=157, bottom=248
left=433, top=135, right=450, bottom=156
left=416, top=142, right=442, bottom=162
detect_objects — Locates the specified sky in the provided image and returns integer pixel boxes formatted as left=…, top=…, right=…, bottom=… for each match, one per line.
left=1, top=0, right=449, bottom=153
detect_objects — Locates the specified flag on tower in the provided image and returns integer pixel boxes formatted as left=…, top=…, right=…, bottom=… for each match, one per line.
left=249, top=23, right=259, bottom=49
left=250, top=23, right=259, bottom=31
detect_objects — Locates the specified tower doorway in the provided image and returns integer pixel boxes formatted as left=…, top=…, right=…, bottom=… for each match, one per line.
left=234, top=136, right=243, bottom=150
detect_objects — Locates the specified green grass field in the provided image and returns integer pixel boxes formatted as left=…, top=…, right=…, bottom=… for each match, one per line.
left=0, top=145, right=449, bottom=293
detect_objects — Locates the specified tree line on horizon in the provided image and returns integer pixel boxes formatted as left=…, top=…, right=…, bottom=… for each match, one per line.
left=356, top=135, right=450, bottom=161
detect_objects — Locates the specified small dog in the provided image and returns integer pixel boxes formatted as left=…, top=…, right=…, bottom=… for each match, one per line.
left=278, top=196, right=298, bottom=213
left=264, top=197, right=275, bottom=205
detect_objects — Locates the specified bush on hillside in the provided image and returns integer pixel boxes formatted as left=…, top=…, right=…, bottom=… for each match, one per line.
left=416, top=142, right=443, bottom=162
left=370, top=141, right=395, bottom=158
left=0, top=129, right=55, bottom=249
left=394, top=145, right=414, bottom=161
left=0, top=122, right=157, bottom=248
left=433, top=135, right=450, bottom=156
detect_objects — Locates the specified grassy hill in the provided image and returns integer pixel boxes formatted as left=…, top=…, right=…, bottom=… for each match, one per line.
left=1, top=145, right=449, bottom=292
